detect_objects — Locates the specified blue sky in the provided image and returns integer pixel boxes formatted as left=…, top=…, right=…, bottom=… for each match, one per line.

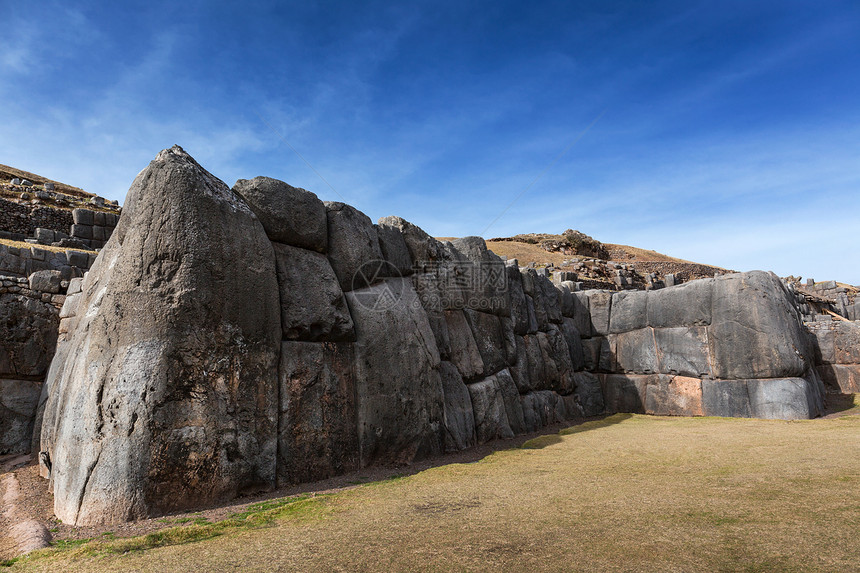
left=2, top=1, right=859, bottom=283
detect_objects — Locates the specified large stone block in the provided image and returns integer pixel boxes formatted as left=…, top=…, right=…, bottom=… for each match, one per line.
left=701, top=379, right=751, bottom=418
left=426, top=311, right=451, bottom=360
left=509, top=335, right=530, bottom=393
left=272, top=242, right=354, bottom=342
left=325, top=202, right=385, bottom=292
left=375, top=221, right=413, bottom=276
left=468, top=376, right=514, bottom=443
left=537, top=275, right=562, bottom=324
left=654, top=326, right=711, bottom=378
left=28, top=269, right=62, bottom=294
left=72, top=208, right=94, bottom=226
left=1, top=378, right=42, bottom=455
left=647, top=278, right=713, bottom=328
left=600, top=374, right=648, bottom=414
left=444, top=310, right=484, bottom=380
left=587, top=291, right=613, bottom=336
left=543, top=325, right=575, bottom=394
left=615, top=328, right=657, bottom=374
left=573, top=371, right=604, bottom=416
left=746, top=377, right=821, bottom=420
left=708, top=272, right=811, bottom=379
left=495, top=368, right=526, bottom=435
left=278, top=341, right=358, bottom=485
left=644, top=375, right=703, bottom=416
left=809, top=327, right=836, bottom=364
left=377, top=216, right=449, bottom=265
left=346, top=278, right=444, bottom=466
left=522, top=334, right=545, bottom=391
left=439, top=361, right=476, bottom=452
left=609, top=290, right=648, bottom=333
left=40, top=146, right=282, bottom=525
left=450, top=237, right=511, bottom=317
left=561, top=318, right=586, bottom=372
left=507, top=263, right=534, bottom=335
left=233, top=177, right=328, bottom=252
left=524, top=270, right=549, bottom=330
left=464, top=309, right=507, bottom=377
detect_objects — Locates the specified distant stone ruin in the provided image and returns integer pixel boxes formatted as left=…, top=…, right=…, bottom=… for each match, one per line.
left=0, top=146, right=856, bottom=527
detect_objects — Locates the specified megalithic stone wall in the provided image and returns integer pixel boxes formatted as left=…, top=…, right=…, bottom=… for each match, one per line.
left=570, top=274, right=826, bottom=420
left=36, top=146, right=835, bottom=526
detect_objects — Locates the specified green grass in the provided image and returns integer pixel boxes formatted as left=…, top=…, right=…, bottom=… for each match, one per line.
left=7, top=409, right=860, bottom=572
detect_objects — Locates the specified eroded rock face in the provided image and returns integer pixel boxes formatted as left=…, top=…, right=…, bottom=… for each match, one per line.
left=345, top=278, right=444, bottom=466
left=278, top=341, right=358, bottom=485
left=40, top=146, right=281, bottom=525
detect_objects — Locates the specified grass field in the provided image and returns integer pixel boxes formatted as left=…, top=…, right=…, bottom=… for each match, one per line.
left=7, top=407, right=860, bottom=572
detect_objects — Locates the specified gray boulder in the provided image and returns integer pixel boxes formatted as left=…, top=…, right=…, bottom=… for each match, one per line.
left=702, top=377, right=821, bottom=419
left=561, top=318, right=586, bottom=372
left=375, top=220, right=413, bottom=276
left=573, top=371, right=604, bottom=416
left=464, top=309, right=507, bottom=377
left=468, top=376, right=514, bottom=443
left=39, top=146, right=282, bottom=525
left=654, top=326, right=710, bottom=377
left=609, top=290, right=648, bottom=333
left=708, top=272, right=811, bottom=379
left=587, top=291, right=612, bottom=336
left=278, top=341, right=358, bottom=485
left=232, top=177, right=328, bottom=252
left=644, top=375, right=704, bottom=417
left=450, top=237, right=511, bottom=317
left=439, top=361, right=476, bottom=452
left=647, top=278, right=712, bottom=328
left=377, top=216, right=449, bottom=265
left=272, top=243, right=354, bottom=341
left=444, top=310, right=484, bottom=380
left=495, top=368, right=526, bottom=434
left=345, top=278, right=444, bottom=465
left=507, top=263, right=533, bottom=335
left=325, top=202, right=386, bottom=292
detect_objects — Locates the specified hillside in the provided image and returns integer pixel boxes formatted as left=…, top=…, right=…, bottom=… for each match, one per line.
left=0, top=164, right=92, bottom=200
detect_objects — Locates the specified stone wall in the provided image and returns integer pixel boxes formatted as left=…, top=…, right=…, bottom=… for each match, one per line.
left=35, top=147, right=845, bottom=526
left=0, top=272, right=71, bottom=455
left=68, top=208, right=119, bottom=249
left=806, top=321, right=860, bottom=394
left=0, top=243, right=94, bottom=280
left=0, top=197, right=74, bottom=237
left=571, top=275, right=826, bottom=420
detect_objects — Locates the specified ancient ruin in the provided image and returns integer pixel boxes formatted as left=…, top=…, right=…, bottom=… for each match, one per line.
left=0, top=146, right=857, bottom=528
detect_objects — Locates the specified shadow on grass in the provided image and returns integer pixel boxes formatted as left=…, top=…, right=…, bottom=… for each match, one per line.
left=824, top=393, right=860, bottom=416
left=520, top=413, right=635, bottom=449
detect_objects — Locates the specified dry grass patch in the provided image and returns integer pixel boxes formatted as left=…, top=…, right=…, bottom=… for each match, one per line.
left=0, top=238, right=94, bottom=255
left=8, top=410, right=860, bottom=572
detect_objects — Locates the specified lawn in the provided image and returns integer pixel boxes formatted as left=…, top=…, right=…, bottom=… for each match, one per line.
left=7, top=407, right=860, bottom=572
